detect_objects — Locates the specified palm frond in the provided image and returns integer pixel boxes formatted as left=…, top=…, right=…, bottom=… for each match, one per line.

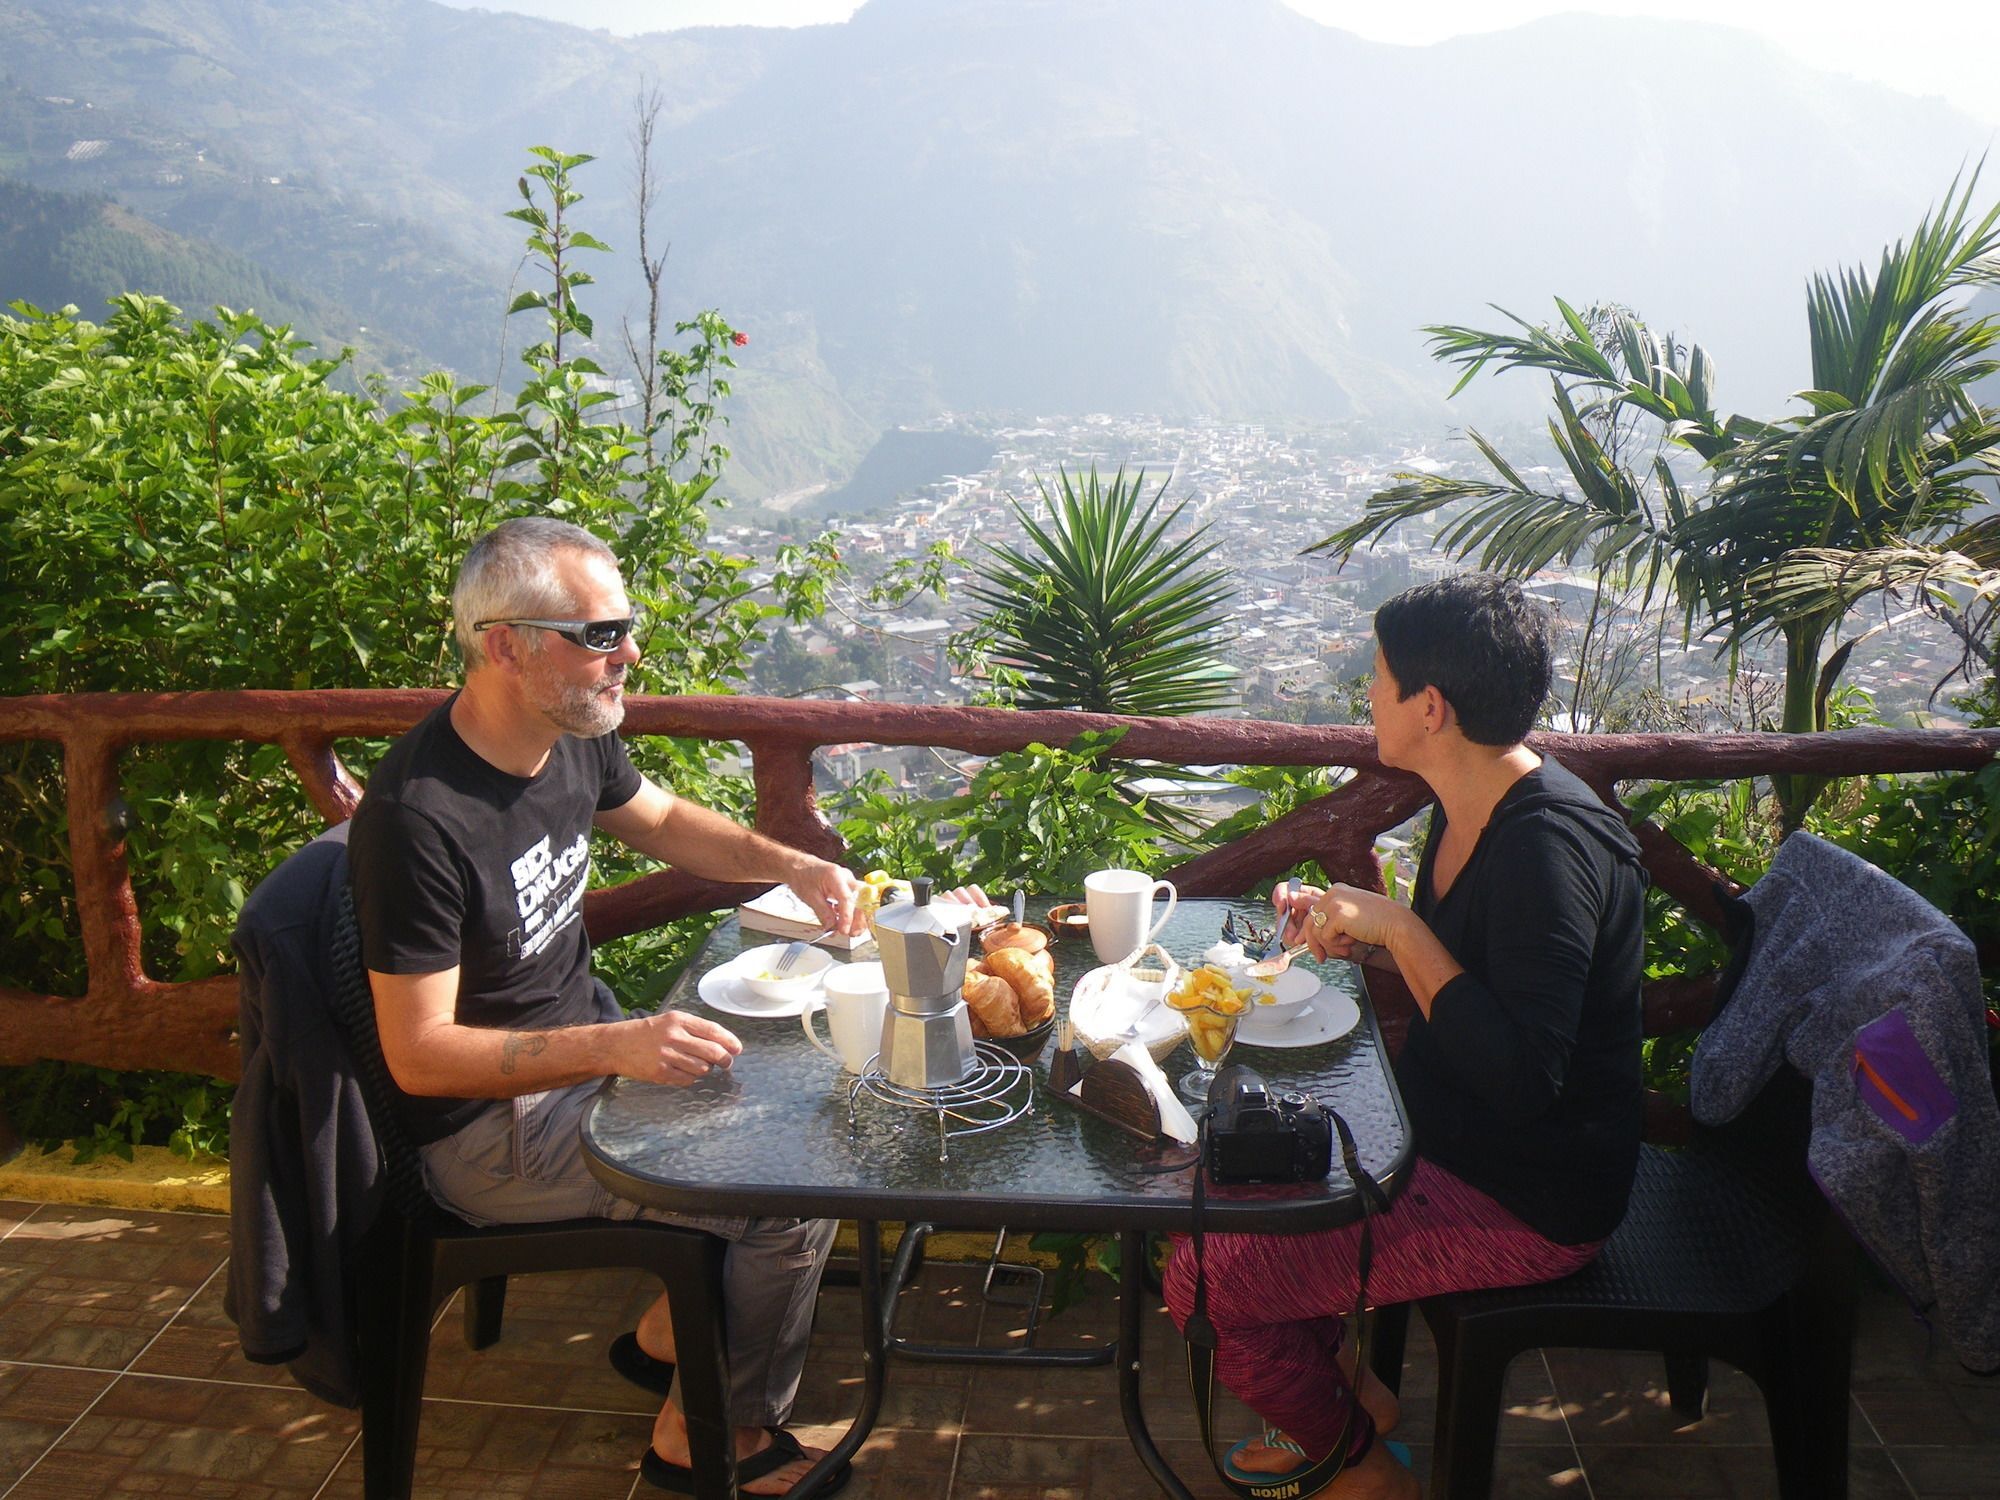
left=966, top=466, right=1237, bottom=716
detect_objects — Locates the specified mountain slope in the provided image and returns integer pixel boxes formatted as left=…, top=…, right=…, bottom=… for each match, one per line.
left=3, top=0, right=1994, bottom=497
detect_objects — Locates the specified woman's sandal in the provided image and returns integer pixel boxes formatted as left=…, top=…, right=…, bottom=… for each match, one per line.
left=1223, top=1426, right=1412, bottom=1484
left=639, top=1427, right=852, bottom=1496
left=608, top=1331, right=675, bottom=1396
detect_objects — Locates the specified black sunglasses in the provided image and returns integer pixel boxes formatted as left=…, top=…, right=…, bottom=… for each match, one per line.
left=473, top=616, right=638, bottom=653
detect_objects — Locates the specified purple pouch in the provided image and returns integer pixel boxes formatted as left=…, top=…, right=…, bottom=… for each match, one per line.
left=1850, top=1010, right=1956, bottom=1147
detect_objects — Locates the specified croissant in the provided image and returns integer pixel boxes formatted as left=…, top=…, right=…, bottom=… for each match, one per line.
left=980, top=921, right=1051, bottom=957
left=962, top=959, right=1025, bottom=1037
left=985, top=946, right=1056, bottom=1028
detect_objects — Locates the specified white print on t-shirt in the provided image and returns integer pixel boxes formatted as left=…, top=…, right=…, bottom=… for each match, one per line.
left=508, top=831, right=591, bottom=959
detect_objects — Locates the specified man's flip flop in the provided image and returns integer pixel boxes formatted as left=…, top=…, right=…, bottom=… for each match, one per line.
left=639, top=1427, right=852, bottom=1495
left=608, top=1331, right=676, bottom=1396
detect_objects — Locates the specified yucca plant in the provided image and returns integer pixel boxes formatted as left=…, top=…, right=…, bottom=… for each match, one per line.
left=963, top=465, right=1237, bottom=716
left=1309, top=172, right=2000, bottom=827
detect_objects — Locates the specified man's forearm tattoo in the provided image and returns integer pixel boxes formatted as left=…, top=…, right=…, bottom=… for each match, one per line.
left=500, top=1032, right=548, bottom=1075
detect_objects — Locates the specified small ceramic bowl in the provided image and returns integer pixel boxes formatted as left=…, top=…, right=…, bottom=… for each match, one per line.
left=737, top=943, right=835, bottom=1004
left=985, top=1015, right=1055, bottom=1063
left=977, top=918, right=1055, bottom=955
left=1046, top=902, right=1092, bottom=941
left=1240, top=964, right=1319, bottom=1024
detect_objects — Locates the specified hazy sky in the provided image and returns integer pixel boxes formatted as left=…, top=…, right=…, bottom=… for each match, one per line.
left=432, top=1, right=2000, bottom=127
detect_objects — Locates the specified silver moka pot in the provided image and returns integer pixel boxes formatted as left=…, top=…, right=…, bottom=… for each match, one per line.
left=871, top=877, right=976, bottom=1088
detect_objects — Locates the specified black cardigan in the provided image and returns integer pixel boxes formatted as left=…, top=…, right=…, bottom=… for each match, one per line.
left=1394, top=757, right=1646, bottom=1244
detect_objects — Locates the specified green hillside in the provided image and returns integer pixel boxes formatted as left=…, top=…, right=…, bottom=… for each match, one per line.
left=3, top=177, right=312, bottom=326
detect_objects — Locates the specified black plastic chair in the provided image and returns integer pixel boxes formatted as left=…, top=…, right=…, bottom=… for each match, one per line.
left=1368, top=1074, right=1857, bottom=1499
left=318, top=879, right=740, bottom=1500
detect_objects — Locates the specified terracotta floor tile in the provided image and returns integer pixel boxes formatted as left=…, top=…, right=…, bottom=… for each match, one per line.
left=1485, top=1446, right=1593, bottom=1497
left=1858, top=1385, right=1994, bottom=1446
left=838, top=1422, right=960, bottom=1477
left=126, top=1262, right=295, bottom=1389
left=1707, top=1443, right=1914, bottom=1500
left=316, top=1399, right=651, bottom=1499
left=1887, top=1443, right=2000, bottom=1498
left=793, top=1361, right=969, bottom=1433
left=958, top=1364, right=1137, bottom=1439
left=1940, top=1384, right=2000, bottom=1444
left=0, top=1363, right=116, bottom=1490
left=420, top=1266, right=663, bottom=1414
left=1850, top=1289, right=1991, bottom=1393
left=953, top=1432, right=1095, bottom=1489
left=0, top=1207, right=228, bottom=1370
left=1544, top=1349, right=1775, bottom=1448
left=7, top=1373, right=356, bottom=1499
left=838, top=1456, right=953, bottom=1500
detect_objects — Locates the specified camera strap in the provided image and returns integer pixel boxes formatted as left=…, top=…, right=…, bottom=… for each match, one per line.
left=1181, top=1102, right=1390, bottom=1500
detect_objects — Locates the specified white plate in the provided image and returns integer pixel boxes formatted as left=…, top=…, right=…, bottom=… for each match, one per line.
left=698, top=953, right=824, bottom=1020
left=1233, top=981, right=1362, bottom=1049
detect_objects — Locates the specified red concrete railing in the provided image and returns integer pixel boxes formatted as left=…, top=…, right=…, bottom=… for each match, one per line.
left=4, top=689, right=1998, bottom=1082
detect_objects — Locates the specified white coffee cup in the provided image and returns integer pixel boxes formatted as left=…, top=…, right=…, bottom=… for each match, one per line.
left=1084, top=869, right=1178, bottom=965
left=803, top=961, right=890, bottom=1074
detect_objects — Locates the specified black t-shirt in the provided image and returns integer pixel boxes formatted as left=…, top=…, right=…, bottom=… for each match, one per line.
left=348, top=695, right=643, bottom=1144
left=1393, top=758, right=1647, bottom=1244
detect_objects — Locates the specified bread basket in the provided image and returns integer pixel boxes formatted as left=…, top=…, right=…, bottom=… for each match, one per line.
left=1068, top=941, right=1186, bottom=1063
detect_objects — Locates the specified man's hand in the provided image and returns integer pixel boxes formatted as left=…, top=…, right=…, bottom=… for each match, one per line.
left=788, top=857, right=864, bottom=936
left=613, top=1010, right=744, bottom=1086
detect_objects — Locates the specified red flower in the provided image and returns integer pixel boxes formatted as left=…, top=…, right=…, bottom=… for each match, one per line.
left=731, top=331, right=749, bottom=347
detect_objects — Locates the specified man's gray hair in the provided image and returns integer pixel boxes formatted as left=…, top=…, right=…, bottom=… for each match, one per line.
left=452, top=517, right=619, bottom=667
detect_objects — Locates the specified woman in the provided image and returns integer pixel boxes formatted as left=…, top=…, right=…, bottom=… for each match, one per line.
left=1164, top=573, right=1647, bottom=1499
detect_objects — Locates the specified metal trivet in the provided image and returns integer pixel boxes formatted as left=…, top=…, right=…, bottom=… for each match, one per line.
left=846, top=1042, right=1034, bottom=1161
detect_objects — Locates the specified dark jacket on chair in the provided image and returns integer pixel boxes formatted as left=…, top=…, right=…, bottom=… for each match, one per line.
left=223, top=824, right=382, bottom=1408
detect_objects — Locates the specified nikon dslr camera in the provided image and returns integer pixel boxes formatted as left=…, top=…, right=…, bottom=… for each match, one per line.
left=1204, top=1063, right=1334, bottom=1184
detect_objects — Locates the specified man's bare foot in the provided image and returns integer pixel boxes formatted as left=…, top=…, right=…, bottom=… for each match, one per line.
left=1340, top=1341, right=1402, bottom=1435
left=1230, top=1434, right=1418, bottom=1498
left=650, top=1402, right=831, bottom=1497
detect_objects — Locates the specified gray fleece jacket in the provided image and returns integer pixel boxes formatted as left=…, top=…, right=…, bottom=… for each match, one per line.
left=1691, top=831, right=1999, bottom=1373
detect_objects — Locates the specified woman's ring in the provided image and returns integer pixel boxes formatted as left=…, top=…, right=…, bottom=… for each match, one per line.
left=1310, top=909, right=1328, bottom=929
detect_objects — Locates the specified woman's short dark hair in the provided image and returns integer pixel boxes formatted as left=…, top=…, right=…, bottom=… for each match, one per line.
left=1373, top=574, right=1552, bottom=746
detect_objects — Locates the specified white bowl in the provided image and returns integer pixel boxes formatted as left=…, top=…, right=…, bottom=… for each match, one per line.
left=737, top=943, right=835, bottom=1004
left=1240, top=964, right=1318, bottom=1023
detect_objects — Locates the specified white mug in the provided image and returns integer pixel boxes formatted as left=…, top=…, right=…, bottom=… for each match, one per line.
left=803, top=961, right=890, bottom=1074
left=1084, top=869, right=1178, bottom=965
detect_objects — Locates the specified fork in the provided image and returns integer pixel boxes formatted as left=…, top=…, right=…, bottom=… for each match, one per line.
left=1245, top=941, right=1311, bottom=979
left=774, top=930, right=833, bottom=975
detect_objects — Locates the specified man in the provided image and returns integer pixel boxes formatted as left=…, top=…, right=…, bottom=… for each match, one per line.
left=350, top=516, right=862, bottom=1497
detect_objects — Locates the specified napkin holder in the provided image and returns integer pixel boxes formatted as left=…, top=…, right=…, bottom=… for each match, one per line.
left=1048, top=1023, right=1165, bottom=1143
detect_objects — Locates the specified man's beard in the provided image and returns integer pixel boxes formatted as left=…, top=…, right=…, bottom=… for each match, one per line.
left=535, top=670, right=626, bottom=737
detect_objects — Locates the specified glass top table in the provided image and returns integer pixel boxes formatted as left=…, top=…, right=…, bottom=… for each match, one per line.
left=581, top=898, right=1413, bottom=1499
left=583, top=898, right=1412, bottom=1233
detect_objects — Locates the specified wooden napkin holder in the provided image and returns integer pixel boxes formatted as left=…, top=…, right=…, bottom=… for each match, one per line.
left=1047, top=1023, right=1165, bottom=1142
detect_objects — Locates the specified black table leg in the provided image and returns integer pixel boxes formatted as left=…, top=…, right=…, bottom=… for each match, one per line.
left=787, top=1220, right=887, bottom=1497
left=1118, top=1227, right=1197, bottom=1500
left=663, top=1230, right=736, bottom=1500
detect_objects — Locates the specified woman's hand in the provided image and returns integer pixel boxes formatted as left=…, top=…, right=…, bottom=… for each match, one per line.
left=1276, top=881, right=1403, bottom=961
